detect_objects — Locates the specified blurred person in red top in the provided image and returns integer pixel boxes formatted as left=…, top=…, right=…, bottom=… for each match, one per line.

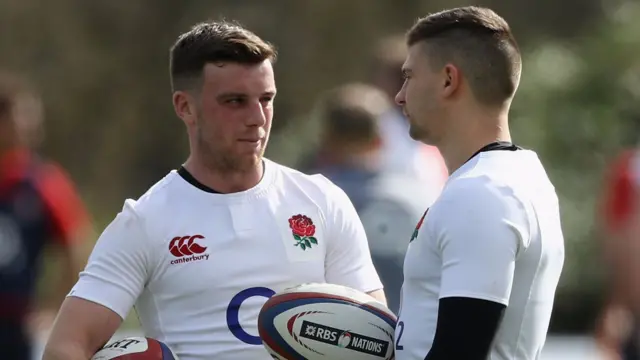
left=596, top=149, right=640, bottom=360
left=0, top=72, right=91, bottom=360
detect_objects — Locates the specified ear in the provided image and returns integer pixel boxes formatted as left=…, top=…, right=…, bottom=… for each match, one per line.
left=172, top=90, right=197, bottom=126
left=442, top=64, right=460, bottom=98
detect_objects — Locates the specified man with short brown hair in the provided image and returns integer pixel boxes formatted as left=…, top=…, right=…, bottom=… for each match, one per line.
left=44, top=21, right=384, bottom=360
left=394, top=7, right=564, bottom=359
left=405, top=6, right=522, bottom=109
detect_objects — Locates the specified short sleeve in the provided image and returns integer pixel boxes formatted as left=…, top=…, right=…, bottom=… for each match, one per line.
left=435, top=182, right=529, bottom=305
left=323, top=182, right=383, bottom=293
left=68, top=200, right=152, bottom=320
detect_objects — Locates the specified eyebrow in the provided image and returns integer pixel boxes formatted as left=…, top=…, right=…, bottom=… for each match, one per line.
left=217, top=92, right=246, bottom=101
left=216, top=90, right=277, bottom=100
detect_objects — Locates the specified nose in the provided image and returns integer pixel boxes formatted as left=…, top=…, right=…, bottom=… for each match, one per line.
left=395, top=85, right=406, bottom=107
left=247, top=101, right=267, bottom=127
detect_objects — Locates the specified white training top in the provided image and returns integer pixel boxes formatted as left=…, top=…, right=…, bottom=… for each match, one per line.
left=395, top=149, right=565, bottom=360
left=69, top=159, right=383, bottom=360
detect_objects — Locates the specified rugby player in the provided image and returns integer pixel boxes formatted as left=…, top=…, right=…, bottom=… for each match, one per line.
left=43, top=21, right=384, bottom=360
left=393, top=7, right=565, bottom=359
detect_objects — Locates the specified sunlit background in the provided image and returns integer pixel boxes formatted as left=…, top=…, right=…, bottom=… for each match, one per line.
left=2, top=0, right=640, bottom=358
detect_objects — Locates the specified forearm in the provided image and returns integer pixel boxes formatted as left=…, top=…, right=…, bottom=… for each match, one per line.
left=42, top=297, right=121, bottom=360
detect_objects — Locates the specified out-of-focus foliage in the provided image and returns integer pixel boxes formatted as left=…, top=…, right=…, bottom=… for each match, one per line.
left=510, top=1, right=640, bottom=331
left=1, top=0, right=637, bottom=332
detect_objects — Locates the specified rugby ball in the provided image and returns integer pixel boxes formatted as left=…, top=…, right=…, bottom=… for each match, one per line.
left=258, top=283, right=396, bottom=360
left=91, top=337, right=179, bottom=360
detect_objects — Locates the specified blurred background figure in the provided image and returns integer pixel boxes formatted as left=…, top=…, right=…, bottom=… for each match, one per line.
left=310, top=83, right=439, bottom=314
left=369, top=35, right=448, bottom=191
left=0, top=72, right=91, bottom=360
left=299, top=35, right=448, bottom=193
left=596, top=148, right=640, bottom=360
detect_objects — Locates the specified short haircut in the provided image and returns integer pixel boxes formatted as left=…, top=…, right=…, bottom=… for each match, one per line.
left=407, top=6, right=522, bottom=105
left=169, top=21, right=277, bottom=92
left=318, top=83, right=390, bottom=145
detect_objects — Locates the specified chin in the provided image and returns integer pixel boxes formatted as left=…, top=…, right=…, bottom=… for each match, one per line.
left=409, top=126, right=425, bottom=141
left=410, top=129, right=437, bottom=146
left=250, top=154, right=263, bottom=165
left=229, top=144, right=266, bottom=171
left=242, top=152, right=264, bottom=168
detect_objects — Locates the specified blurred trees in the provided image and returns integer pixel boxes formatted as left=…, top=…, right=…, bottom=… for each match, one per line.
left=1, top=0, right=639, bottom=333
left=511, top=1, right=640, bottom=331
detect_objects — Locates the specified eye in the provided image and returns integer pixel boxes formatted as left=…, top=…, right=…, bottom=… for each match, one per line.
left=226, top=97, right=245, bottom=105
left=260, top=96, right=274, bottom=104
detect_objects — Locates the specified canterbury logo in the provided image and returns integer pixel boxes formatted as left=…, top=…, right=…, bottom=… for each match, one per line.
left=169, top=234, right=207, bottom=257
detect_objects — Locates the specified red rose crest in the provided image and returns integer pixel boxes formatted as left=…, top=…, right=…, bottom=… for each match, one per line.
left=288, top=214, right=318, bottom=250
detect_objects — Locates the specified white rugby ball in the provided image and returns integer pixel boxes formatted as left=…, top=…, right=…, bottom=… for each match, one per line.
left=258, top=283, right=397, bottom=360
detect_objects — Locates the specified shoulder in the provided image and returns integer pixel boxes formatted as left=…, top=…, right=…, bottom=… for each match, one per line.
left=269, top=159, right=348, bottom=205
left=272, top=160, right=342, bottom=192
left=119, top=171, right=181, bottom=221
left=33, top=158, right=71, bottom=181
left=431, top=176, right=529, bottom=230
left=30, top=158, right=79, bottom=193
left=426, top=176, right=531, bottom=258
left=435, top=148, right=545, bottom=216
left=26, top=159, right=88, bottom=221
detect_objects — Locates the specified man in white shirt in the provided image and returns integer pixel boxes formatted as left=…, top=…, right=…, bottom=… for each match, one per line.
left=42, top=21, right=384, bottom=360
left=393, top=6, right=565, bottom=360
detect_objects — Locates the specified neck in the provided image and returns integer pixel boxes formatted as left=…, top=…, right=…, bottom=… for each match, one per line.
left=438, top=108, right=511, bottom=174
left=182, top=155, right=264, bottom=194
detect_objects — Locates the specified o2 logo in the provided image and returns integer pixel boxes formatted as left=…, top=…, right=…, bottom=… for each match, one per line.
left=226, top=287, right=275, bottom=345
left=395, top=321, right=405, bottom=350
